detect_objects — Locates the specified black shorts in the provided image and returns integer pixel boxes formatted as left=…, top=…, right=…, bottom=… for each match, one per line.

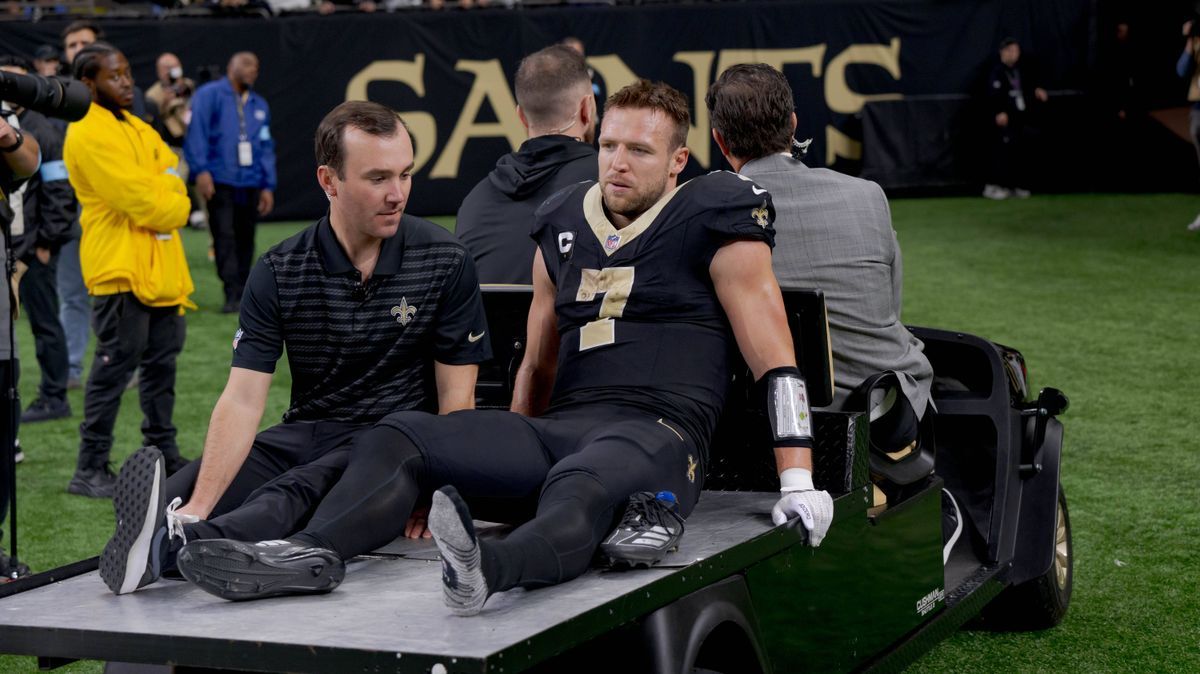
left=377, top=404, right=705, bottom=517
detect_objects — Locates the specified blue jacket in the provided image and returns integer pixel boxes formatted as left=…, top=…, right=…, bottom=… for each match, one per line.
left=184, top=78, right=276, bottom=191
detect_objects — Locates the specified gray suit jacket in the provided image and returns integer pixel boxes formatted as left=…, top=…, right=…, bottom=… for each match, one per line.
left=741, top=153, right=932, bottom=417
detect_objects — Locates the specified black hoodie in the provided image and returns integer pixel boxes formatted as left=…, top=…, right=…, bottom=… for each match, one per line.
left=456, top=135, right=596, bottom=284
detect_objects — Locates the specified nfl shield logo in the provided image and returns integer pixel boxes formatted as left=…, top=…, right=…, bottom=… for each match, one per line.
left=604, top=234, right=621, bottom=252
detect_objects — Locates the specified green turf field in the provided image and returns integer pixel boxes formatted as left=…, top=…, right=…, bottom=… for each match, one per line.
left=4, top=195, right=1198, bottom=672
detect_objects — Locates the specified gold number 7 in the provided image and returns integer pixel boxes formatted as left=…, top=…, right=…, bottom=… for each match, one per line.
left=577, top=267, right=635, bottom=350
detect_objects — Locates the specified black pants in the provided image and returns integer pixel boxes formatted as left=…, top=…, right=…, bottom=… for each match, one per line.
left=18, top=254, right=68, bottom=403
left=77, top=293, right=185, bottom=470
left=292, top=405, right=703, bottom=592
left=0, top=359, right=17, bottom=527
left=171, top=420, right=365, bottom=542
left=208, top=184, right=259, bottom=303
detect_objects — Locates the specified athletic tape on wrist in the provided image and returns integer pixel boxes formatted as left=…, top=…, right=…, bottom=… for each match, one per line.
left=764, top=366, right=813, bottom=448
left=779, top=467, right=814, bottom=493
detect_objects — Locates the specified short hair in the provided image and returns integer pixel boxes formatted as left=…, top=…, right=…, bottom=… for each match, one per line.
left=315, top=101, right=408, bottom=179
left=706, top=64, right=795, bottom=159
left=62, top=20, right=103, bottom=41
left=73, top=42, right=122, bottom=81
left=514, top=45, right=591, bottom=129
left=604, top=80, right=690, bottom=150
left=0, top=55, right=33, bottom=72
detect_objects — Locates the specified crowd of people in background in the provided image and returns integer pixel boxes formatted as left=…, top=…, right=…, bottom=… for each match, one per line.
left=0, top=20, right=276, bottom=506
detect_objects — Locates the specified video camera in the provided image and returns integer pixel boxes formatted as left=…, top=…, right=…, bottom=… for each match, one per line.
left=0, top=69, right=91, bottom=125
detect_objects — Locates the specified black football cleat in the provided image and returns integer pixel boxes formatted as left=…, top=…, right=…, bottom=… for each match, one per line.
left=599, top=491, right=686, bottom=569
left=177, top=539, right=345, bottom=601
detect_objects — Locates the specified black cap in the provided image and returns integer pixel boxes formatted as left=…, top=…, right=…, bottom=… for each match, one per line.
left=33, top=45, right=61, bottom=61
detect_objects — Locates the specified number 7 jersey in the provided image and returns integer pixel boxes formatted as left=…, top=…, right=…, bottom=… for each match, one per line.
left=532, top=170, right=776, bottom=456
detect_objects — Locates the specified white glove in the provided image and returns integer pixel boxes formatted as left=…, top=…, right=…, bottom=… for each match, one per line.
left=771, top=489, right=834, bottom=547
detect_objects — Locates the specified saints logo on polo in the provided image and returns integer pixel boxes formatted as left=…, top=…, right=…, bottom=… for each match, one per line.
left=390, top=298, right=417, bottom=326
left=751, top=202, right=770, bottom=229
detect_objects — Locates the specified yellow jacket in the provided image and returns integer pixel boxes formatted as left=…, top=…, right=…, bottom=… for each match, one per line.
left=64, top=102, right=195, bottom=310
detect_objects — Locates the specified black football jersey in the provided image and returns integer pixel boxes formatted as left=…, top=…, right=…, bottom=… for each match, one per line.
left=531, top=170, right=776, bottom=455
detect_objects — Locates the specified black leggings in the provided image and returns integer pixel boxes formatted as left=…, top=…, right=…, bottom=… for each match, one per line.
left=296, top=407, right=702, bottom=593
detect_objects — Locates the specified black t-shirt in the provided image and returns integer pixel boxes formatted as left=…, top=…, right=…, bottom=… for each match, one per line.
left=233, top=215, right=492, bottom=423
left=532, top=171, right=775, bottom=456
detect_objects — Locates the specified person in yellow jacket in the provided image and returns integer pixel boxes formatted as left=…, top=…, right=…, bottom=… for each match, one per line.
left=63, top=42, right=194, bottom=497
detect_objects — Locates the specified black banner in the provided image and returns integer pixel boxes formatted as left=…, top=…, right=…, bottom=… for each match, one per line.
left=0, top=0, right=1097, bottom=219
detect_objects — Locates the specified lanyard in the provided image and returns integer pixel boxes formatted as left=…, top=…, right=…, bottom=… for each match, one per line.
left=234, top=89, right=249, bottom=142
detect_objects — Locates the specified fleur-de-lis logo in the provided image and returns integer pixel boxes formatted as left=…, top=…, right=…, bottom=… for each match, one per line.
left=686, top=454, right=698, bottom=483
left=751, top=203, right=770, bottom=228
left=390, top=298, right=417, bottom=326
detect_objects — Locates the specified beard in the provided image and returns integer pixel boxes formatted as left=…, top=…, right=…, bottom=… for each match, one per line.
left=602, top=172, right=668, bottom=223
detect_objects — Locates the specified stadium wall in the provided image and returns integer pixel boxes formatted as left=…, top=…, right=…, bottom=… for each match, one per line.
left=2, top=1, right=1154, bottom=220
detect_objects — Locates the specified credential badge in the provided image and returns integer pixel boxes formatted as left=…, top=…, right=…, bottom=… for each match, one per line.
left=391, top=298, right=417, bottom=326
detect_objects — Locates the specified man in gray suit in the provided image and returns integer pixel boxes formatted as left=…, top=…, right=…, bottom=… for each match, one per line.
left=706, top=63, right=933, bottom=458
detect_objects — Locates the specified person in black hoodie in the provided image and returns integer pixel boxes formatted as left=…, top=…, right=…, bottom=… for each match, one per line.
left=456, top=45, right=597, bottom=284
left=0, top=56, right=78, bottom=424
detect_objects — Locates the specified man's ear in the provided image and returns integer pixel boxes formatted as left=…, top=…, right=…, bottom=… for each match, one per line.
left=579, top=94, right=593, bottom=128
left=712, top=127, right=730, bottom=158
left=517, top=105, right=530, bottom=134
left=669, top=145, right=690, bottom=178
left=789, top=111, right=798, bottom=135
left=316, top=165, right=337, bottom=198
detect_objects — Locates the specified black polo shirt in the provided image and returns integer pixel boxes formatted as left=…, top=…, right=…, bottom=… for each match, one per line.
left=232, top=214, right=491, bottom=423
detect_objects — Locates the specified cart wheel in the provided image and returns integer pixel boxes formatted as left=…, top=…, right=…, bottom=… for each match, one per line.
left=979, top=484, right=1073, bottom=630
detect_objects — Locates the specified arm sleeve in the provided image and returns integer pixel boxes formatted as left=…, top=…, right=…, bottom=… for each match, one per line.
left=70, top=128, right=189, bottom=234
left=183, top=88, right=211, bottom=179
left=431, top=248, right=493, bottom=365
left=258, top=102, right=277, bottom=191
left=230, top=257, right=284, bottom=372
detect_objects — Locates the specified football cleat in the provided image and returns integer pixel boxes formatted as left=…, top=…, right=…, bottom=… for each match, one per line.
left=599, top=491, right=685, bottom=569
left=428, top=486, right=490, bottom=616
left=177, top=539, right=345, bottom=601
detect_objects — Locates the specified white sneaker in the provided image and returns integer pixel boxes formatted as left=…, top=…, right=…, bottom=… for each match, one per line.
left=1188, top=214, right=1200, bottom=232
left=982, top=184, right=1011, bottom=200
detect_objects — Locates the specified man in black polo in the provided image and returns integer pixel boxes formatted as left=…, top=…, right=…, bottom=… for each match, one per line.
left=99, top=101, right=491, bottom=595
left=455, top=45, right=597, bottom=284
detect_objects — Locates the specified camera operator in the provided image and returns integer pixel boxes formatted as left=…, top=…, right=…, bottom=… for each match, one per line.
left=147, top=53, right=202, bottom=227
left=1, top=56, right=78, bottom=425
left=146, top=53, right=195, bottom=151
left=1, top=72, right=41, bottom=579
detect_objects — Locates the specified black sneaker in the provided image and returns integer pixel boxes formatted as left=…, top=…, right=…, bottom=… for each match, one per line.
left=942, top=488, right=963, bottom=564
left=428, top=486, right=489, bottom=616
left=100, top=447, right=189, bottom=594
left=67, top=464, right=117, bottom=498
left=20, top=397, right=71, bottom=423
left=599, top=491, right=686, bottom=569
left=177, top=539, right=345, bottom=601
